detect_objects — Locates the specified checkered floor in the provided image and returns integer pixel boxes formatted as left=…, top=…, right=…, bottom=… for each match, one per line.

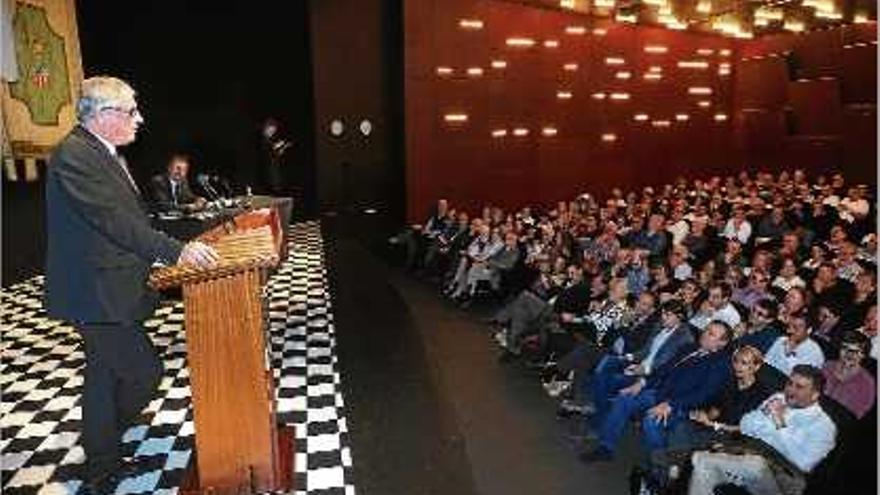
left=1, top=221, right=356, bottom=495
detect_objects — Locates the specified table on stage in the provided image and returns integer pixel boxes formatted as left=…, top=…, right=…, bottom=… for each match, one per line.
left=151, top=195, right=293, bottom=242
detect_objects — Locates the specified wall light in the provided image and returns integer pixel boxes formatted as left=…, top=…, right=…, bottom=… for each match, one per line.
left=688, top=86, right=713, bottom=95
left=648, top=65, right=663, bottom=73
left=610, top=92, right=630, bottom=100
left=634, top=113, right=650, bottom=121
left=714, top=113, right=728, bottom=121
left=565, top=26, right=587, bottom=35
left=675, top=113, right=690, bottom=121
left=592, top=92, right=607, bottom=100
left=458, top=19, right=484, bottom=30
left=719, top=49, right=732, bottom=57
left=678, top=60, right=709, bottom=69
left=645, top=45, right=669, bottom=54
left=616, top=71, right=632, bottom=80
left=697, top=100, right=712, bottom=108
left=601, top=133, right=617, bottom=142
left=644, top=73, right=663, bottom=80
left=697, top=48, right=714, bottom=55
left=542, top=127, right=558, bottom=136
left=444, top=113, right=468, bottom=123
left=492, top=129, right=508, bottom=138
left=544, top=39, right=560, bottom=48
left=436, top=66, right=454, bottom=76
left=564, top=63, right=579, bottom=71
left=557, top=91, right=574, bottom=99
left=491, top=60, right=507, bottom=69
left=652, top=120, right=671, bottom=127
left=605, top=57, right=626, bottom=65
left=506, top=37, right=536, bottom=47
left=592, top=28, right=608, bottom=35
left=513, top=128, right=529, bottom=136
left=467, top=67, right=484, bottom=76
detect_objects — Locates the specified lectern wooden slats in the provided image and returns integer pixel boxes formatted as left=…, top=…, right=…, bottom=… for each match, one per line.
left=149, top=207, right=292, bottom=494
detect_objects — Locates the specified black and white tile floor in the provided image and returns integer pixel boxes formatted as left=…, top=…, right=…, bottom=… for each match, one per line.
left=1, top=221, right=356, bottom=495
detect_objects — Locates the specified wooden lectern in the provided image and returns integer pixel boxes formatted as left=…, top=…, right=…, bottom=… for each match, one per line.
left=149, top=207, right=293, bottom=494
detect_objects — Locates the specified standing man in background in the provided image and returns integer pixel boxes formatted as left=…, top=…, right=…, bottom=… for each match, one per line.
left=261, top=117, right=292, bottom=194
left=45, top=76, right=218, bottom=493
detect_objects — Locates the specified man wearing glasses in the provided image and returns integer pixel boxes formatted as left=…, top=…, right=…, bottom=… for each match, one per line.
left=45, top=76, right=219, bottom=493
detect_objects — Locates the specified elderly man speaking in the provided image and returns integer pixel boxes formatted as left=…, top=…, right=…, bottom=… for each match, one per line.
left=45, top=76, right=218, bottom=494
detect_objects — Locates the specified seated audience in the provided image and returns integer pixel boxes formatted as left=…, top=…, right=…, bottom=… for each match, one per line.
left=689, top=365, right=836, bottom=495
left=404, top=169, right=875, bottom=493
left=579, top=321, right=733, bottom=463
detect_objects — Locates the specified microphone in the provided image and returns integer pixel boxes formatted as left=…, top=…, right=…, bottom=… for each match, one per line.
left=197, top=173, right=222, bottom=200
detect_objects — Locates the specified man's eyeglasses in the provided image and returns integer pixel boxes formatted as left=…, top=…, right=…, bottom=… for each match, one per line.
left=100, top=106, right=141, bottom=119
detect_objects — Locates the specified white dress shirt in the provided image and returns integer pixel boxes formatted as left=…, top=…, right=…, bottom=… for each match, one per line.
left=765, top=336, right=825, bottom=376
left=740, top=392, right=837, bottom=472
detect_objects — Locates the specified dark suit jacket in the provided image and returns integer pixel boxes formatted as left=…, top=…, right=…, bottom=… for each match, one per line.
left=634, top=322, right=695, bottom=371
left=45, top=126, right=183, bottom=324
left=647, top=344, right=732, bottom=412
left=149, top=173, right=200, bottom=211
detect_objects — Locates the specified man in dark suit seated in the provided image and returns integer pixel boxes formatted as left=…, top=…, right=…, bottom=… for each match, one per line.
left=149, top=153, right=206, bottom=212
left=45, top=76, right=219, bottom=494
left=579, top=320, right=733, bottom=463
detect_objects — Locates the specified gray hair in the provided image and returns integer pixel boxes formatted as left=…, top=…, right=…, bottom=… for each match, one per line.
left=76, top=76, right=136, bottom=123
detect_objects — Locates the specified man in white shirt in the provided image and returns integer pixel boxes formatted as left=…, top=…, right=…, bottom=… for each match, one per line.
left=689, top=365, right=836, bottom=495
left=765, top=310, right=825, bottom=376
left=689, top=282, right=742, bottom=331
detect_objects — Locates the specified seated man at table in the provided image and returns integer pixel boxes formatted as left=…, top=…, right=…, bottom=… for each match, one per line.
left=150, top=153, right=206, bottom=212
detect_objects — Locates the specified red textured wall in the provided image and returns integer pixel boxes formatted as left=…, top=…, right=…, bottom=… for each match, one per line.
left=405, top=0, right=740, bottom=220
left=732, top=22, right=877, bottom=185
left=404, top=1, right=877, bottom=220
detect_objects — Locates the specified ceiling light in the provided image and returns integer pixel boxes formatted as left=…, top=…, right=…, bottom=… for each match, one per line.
left=678, top=60, right=709, bottom=69
left=458, top=19, right=484, bottom=30
left=444, top=113, right=468, bottom=123
left=506, top=37, right=536, bottom=47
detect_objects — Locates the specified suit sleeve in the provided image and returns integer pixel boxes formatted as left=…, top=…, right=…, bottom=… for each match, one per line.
left=51, top=149, right=183, bottom=263
left=667, top=359, right=731, bottom=413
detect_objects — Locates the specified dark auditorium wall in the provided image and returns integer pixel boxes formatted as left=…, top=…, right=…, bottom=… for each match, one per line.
left=404, top=0, right=740, bottom=220
left=309, top=0, right=405, bottom=218
left=732, top=22, right=877, bottom=186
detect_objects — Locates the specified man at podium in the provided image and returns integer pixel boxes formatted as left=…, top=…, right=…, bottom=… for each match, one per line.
left=44, top=76, right=219, bottom=494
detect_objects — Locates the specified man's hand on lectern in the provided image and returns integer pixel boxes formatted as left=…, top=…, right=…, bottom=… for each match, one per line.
left=178, top=241, right=220, bottom=267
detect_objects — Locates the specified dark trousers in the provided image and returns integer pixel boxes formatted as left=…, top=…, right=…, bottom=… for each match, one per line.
left=78, top=323, right=163, bottom=479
